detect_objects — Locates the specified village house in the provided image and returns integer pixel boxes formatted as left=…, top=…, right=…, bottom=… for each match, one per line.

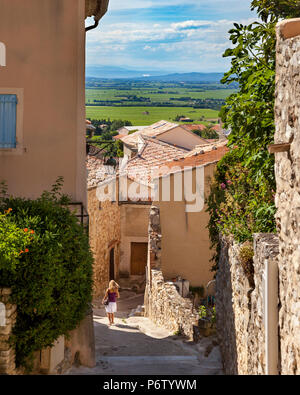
left=88, top=118, right=228, bottom=303
left=148, top=140, right=229, bottom=288
left=0, top=0, right=109, bottom=375
left=86, top=119, right=96, bottom=138
left=87, top=130, right=190, bottom=298
left=119, top=120, right=208, bottom=159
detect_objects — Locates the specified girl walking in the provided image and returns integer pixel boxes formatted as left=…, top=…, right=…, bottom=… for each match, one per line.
left=103, top=280, right=120, bottom=326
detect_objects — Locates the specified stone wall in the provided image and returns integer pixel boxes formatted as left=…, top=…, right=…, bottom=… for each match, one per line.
left=216, top=237, right=250, bottom=375
left=216, top=234, right=279, bottom=375
left=274, top=19, right=300, bottom=375
left=88, top=187, right=121, bottom=299
left=148, top=270, right=198, bottom=339
left=0, top=288, right=17, bottom=375
left=145, top=206, right=198, bottom=339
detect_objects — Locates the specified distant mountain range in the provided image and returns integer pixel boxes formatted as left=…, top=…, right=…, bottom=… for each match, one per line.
left=86, top=66, right=225, bottom=83
left=86, top=66, right=164, bottom=79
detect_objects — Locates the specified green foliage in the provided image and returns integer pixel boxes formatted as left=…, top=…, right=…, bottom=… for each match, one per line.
left=87, top=119, right=128, bottom=158
left=192, top=126, right=219, bottom=139
left=174, top=114, right=186, bottom=121
left=239, top=241, right=255, bottom=287
left=251, top=0, right=300, bottom=20
left=198, top=305, right=207, bottom=320
left=0, top=179, right=94, bottom=369
left=207, top=1, right=300, bottom=271
left=0, top=209, right=33, bottom=272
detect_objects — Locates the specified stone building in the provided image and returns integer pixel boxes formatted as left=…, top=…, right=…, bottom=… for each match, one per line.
left=120, top=120, right=208, bottom=159
left=0, top=0, right=110, bottom=375
left=145, top=141, right=228, bottom=338
left=215, top=18, right=300, bottom=375
left=87, top=131, right=190, bottom=296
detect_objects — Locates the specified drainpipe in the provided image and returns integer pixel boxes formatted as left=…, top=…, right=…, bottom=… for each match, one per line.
left=85, top=18, right=99, bottom=32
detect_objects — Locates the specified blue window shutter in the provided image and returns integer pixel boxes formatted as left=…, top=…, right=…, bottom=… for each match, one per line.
left=0, top=94, right=17, bottom=148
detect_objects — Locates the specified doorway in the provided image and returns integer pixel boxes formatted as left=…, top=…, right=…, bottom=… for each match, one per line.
left=130, top=242, right=148, bottom=275
left=109, top=248, right=115, bottom=280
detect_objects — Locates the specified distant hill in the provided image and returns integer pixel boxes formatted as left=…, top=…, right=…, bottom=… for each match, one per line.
left=86, top=66, right=225, bottom=83
left=86, top=66, right=164, bottom=79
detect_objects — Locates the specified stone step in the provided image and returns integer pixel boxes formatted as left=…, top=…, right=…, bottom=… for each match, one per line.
left=129, top=305, right=145, bottom=317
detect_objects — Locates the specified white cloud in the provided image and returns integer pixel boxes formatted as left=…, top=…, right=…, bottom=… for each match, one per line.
left=86, top=9, right=256, bottom=72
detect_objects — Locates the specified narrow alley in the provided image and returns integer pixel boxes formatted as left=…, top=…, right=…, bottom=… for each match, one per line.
left=66, top=290, right=223, bottom=376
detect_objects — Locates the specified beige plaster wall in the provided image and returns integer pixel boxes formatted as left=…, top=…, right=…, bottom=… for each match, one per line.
left=154, top=163, right=216, bottom=287
left=0, top=0, right=86, bottom=205
left=158, top=126, right=206, bottom=150
left=119, top=204, right=151, bottom=276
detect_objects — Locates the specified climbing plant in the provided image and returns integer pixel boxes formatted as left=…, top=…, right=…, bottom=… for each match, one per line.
left=207, top=0, right=300, bottom=271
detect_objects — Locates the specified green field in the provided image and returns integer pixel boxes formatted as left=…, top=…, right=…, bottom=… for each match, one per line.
left=86, top=106, right=220, bottom=126
left=86, top=88, right=236, bottom=103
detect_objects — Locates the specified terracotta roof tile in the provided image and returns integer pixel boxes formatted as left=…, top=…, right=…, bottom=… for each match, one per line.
left=121, top=120, right=178, bottom=147
left=161, top=143, right=229, bottom=176
left=113, top=134, right=126, bottom=140
left=120, top=136, right=188, bottom=184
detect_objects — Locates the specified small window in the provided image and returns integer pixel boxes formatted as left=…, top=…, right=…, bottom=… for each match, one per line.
left=0, top=94, right=17, bottom=148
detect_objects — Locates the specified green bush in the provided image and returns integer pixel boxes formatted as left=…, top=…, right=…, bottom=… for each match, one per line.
left=0, top=209, right=33, bottom=272
left=0, top=181, right=94, bottom=370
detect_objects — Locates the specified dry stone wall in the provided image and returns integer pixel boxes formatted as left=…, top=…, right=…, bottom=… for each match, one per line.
left=216, top=237, right=250, bottom=375
left=274, top=19, right=300, bottom=375
left=0, top=288, right=17, bottom=375
left=148, top=270, right=198, bottom=339
left=216, top=234, right=279, bottom=375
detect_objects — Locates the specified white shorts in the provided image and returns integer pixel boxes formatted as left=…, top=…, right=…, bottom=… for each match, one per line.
left=105, top=302, right=117, bottom=314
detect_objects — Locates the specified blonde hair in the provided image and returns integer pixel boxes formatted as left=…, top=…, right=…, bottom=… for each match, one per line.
left=108, top=280, right=119, bottom=292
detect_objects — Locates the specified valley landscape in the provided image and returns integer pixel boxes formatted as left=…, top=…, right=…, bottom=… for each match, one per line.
left=85, top=71, right=236, bottom=126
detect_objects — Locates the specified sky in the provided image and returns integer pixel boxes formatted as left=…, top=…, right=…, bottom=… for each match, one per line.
left=85, top=0, right=256, bottom=74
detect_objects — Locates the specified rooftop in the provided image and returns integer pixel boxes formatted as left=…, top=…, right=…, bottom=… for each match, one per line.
left=161, top=140, right=229, bottom=176
left=121, top=136, right=188, bottom=184
left=120, top=120, right=179, bottom=147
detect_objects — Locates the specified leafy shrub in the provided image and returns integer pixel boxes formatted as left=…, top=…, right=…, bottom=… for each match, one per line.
left=0, top=180, right=94, bottom=370
left=0, top=209, right=33, bottom=273
left=198, top=305, right=207, bottom=320
left=205, top=0, right=299, bottom=272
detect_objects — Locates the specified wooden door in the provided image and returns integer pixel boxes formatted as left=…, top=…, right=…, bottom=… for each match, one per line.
left=130, top=243, right=148, bottom=275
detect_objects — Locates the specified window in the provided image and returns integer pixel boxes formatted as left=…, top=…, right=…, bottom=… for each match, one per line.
left=0, top=94, right=17, bottom=148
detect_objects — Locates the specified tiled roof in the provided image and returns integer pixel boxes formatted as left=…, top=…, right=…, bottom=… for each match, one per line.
left=160, top=141, right=229, bottom=177
left=113, top=134, right=126, bottom=140
left=87, top=155, right=118, bottom=188
left=120, top=120, right=179, bottom=147
left=120, top=136, right=188, bottom=184
left=184, top=139, right=228, bottom=157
